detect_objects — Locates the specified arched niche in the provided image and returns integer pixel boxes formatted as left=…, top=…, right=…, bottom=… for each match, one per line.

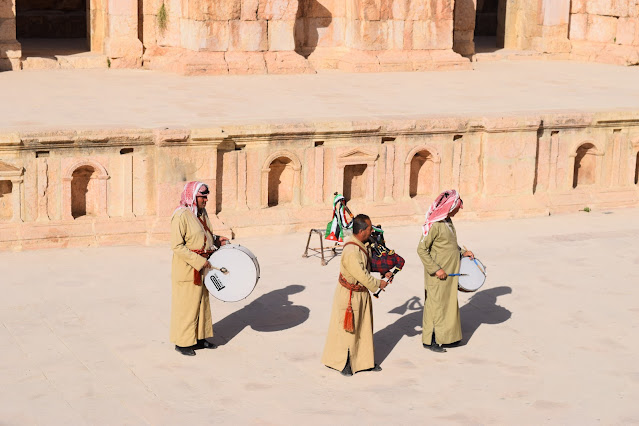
left=260, top=151, right=302, bottom=208
left=403, top=145, right=441, bottom=198
left=62, top=160, right=109, bottom=220
left=570, top=142, right=602, bottom=189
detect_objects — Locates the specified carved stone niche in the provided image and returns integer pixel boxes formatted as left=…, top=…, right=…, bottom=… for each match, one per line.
left=570, top=142, right=603, bottom=189
left=62, top=160, right=109, bottom=220
left=337, top=148, right=378, bottom=202
left=0, top=161, right=24, bottom=222
left=261, top=150, right=302, bottom=208
left=404, top=145, right=442, bottom=198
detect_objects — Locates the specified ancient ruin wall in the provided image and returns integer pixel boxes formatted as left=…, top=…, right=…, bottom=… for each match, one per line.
left=1, top=112, right=638, bottom=250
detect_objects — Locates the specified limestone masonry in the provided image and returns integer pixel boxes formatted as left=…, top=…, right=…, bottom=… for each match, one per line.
left=1, top=0, right=639, bottom=73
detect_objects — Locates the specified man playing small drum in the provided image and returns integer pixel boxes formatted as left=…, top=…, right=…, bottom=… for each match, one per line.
left=322, top=214, right=392, bottom=376
left=170, top=181, right=230, bottom=356
left=417, top=190, right=474, bottom=353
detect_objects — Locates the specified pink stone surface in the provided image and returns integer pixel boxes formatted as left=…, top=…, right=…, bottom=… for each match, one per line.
left=586, top=14, right=618, bottom=43
left=229, top=20, right=268, bottom=51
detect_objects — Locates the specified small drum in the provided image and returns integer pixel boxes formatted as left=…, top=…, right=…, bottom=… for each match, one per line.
left=204, top=244, right=260, bottom=302
left=458, top=257, right=487, bottom=293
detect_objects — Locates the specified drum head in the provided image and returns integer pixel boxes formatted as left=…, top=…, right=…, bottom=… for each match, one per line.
left=204, top=244, right=260, bottom=302
left=458, top=257, right=487, bottom=293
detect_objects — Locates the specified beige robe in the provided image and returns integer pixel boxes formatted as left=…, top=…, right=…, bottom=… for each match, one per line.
left=321, top=237, right=382, bottom=373
left=170, top=207, right=216, bottom=347
left=417, top=219, right=464, bottom=345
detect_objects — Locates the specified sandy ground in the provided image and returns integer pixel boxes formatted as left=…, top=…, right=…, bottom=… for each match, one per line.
left=0, top=207, right=638, bottom=424
left=1, top=61, right=639, bottom=132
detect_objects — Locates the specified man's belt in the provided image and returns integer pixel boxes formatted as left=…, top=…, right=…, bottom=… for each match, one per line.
left=191, top=249, right=215, bottom=286
left=339, top=273, right=367, bottom=333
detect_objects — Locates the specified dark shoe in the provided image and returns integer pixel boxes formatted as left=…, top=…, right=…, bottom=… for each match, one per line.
left=371, top=364, right=382, bottom=372
left=196, top=339, right=217, bottom=349
left=175, top=345, right=196, bottom=356
left=443, top=341, right=462, bottom=348
left=341, top=362, right=353, bottom=377
left=423, top=342, right=447, bottom=353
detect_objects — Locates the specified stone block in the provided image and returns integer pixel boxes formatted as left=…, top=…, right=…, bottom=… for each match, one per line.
left=229, top=20, right=267, bottom=51
left=0, top=17, right=16, bottom=40
left=586, top=15, right=617, bottom=43
left=377, top=50, right=412, bottom=71
left=454, top=0, right=477, bottom=32
left=616, top=17, right=637, bottom=45
left=390, top=0, right=408, bottom=20
left=412, top=19, right=451, bottom=50
left=0, top=57, right=20, bottom=71
left=199, top=0, right=241, bottom=20
left=108, top=0, right=137, bottom=16
left=264, top=51, right=315, bottom=73
left=586, top=0, right=628, bottom=17
left=108, top=13, right=138, bottom=39
left=0, top=41, right=20, bottom=59
left=300, top=0, right=336, bottom=18
left=0, top=1, right=16, bottom=19
left=268, top=20, right=296, bottom=51
left=453, top=30, right=474, bottom=56
left=432, top=0, right=454, bottom=21
left=182, top=51, right=229, bottom=75
left=241, top=0, right=260, bottom=20
left=337, top=49, right=381, bottom=72
left=403, top=19, right=413, bottom=49
left=350, top=20, right=389, bottom=50
left=258, top=0, right=299, bottom=20
left=180, top=18, right=208, bottom=51
left=569, top=13, right=587, bottom=41
left=142, top=0, right=163, bottom=16
left=406, top=0, right=431, bottom=21
left=353, top=0, right=381, bottom=20
left=388, top=20, right=405, bottom=49
left=205, top=20, right=230, bottom=51
left=225, top=51, right=268, bottom=74
left=105, top=37, right=143, bottom=58
left=301, top=17, right=341, bottom=49
left=570, top=0, right=586, bottom=13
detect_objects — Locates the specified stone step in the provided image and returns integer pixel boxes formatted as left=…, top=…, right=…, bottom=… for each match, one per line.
left=20, top=54, right=108, bottom=70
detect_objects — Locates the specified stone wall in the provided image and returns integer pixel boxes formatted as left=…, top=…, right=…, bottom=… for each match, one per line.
left=1, top=112, right=638, bottom=250
left=569, top=0, right=639, bottom=65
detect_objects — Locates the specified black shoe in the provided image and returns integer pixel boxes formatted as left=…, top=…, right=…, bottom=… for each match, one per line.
left=175, top=345, right=196, bottom=356
left=341, top=363, right=353, bottom=377
left=443, top=341, right=462, bottom=348
left=371, top=364, right=382, bottom=372
left=423, top=342, right=447, bottom=353
left=196, top=339, right=217, bottom=349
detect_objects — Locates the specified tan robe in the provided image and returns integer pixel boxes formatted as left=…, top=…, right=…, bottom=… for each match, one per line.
left=417, top=219, right=464, bottom=345
left=170, top=207, right=216, bottom=347
left=321, top=237, right=381, bottom=373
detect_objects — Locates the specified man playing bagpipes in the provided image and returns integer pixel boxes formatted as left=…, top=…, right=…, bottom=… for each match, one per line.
left=325, top=193, right=353, bottom=242
left=367, top=225, right=405, bottom=297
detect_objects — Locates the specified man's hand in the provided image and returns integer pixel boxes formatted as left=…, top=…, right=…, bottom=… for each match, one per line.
left=462, top=250, right=474, bottom=260
left=218, top=236, right=230, bottom=246
left=384, top=271, right=393, bottom=280
left=380, top=280, right=389, bottom=290
left=435, top=269, right=448, bottom=280
left=203, top=261, right=212, bottom=271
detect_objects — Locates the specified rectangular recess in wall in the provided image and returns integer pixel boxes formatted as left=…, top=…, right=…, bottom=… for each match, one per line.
left=453, top=135, right=463, bottom=141
left=314, top=141, right=324, bottom=147
left=36, top=151, right=50, bottom=158
left=120, top=148, right=134, bottom=155
left=235, top=145, right=245, bottom=151
left=381, top=137, right=396, bottom=144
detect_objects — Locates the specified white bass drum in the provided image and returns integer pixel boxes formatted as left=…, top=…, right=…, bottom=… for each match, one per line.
left=458, top=257, right=487, bottom=293
left=204, top=244, right=260, bottom=302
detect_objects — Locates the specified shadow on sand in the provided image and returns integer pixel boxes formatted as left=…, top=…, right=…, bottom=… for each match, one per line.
left=374, top=286, right=512, bottom=364
left=212, top=284, right=310, bottom=346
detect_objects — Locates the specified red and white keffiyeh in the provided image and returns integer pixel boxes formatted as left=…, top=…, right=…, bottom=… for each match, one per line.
left=422, top=190, right=463, bottom=236
left=176, top=181, right=208, bottom=216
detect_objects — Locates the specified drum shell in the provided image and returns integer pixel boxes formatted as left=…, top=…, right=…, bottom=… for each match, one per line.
left=457, top=257, right=487, bottom=293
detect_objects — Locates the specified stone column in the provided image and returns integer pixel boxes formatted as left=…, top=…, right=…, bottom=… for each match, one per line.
left=384, top=144, right=395, bottom=203
left=314, top=146, right=324, bottom=204
left=122, top=153, right=135, bottom=217
left=236, top=150, right=248, bottom=211
left=10, top=177, right=22, bottom=222
left=0, top=0, right=21, bottom=71
left=610, top=129, right=622, bottom=186
left=96, top=175, right=109, bottom=217
left=36, top=158, right=50, bottom=222
left=548, top=131, right=560, bottom=191
left=104, top=0, right=142, bottom=66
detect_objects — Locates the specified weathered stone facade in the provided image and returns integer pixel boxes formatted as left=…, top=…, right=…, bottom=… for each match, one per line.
left=1, top=113, right=638, bottom=250
left=1, top=0, right=638, bottom=73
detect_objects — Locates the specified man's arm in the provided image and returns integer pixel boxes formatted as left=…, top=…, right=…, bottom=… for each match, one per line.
left=171, top=211, right=208, bottom=271
left=417, top=225, right=441, bottom=275
left=343, top=246, right=381, bottom=293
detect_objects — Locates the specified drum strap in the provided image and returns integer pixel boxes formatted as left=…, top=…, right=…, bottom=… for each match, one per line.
left=340, top=242, right=371, bottom=333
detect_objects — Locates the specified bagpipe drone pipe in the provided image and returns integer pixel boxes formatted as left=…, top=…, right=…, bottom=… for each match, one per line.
left=367, top=225, right=405, bottom=298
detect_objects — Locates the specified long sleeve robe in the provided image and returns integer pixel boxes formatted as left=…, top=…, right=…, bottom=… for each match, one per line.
left=417, top=219, right=464, bottom=345
left=321, top=237, right=381, bottom=373
left=170, top=208, right=216, bottom=347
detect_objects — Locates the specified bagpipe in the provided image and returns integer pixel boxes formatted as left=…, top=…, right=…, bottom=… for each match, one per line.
left=367, top=225, right=405, bottom=298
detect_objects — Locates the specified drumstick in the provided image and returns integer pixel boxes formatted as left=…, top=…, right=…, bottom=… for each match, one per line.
left=448, top=273, right=468, bottom=276
left=210, top=266, right=229, bottom=274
